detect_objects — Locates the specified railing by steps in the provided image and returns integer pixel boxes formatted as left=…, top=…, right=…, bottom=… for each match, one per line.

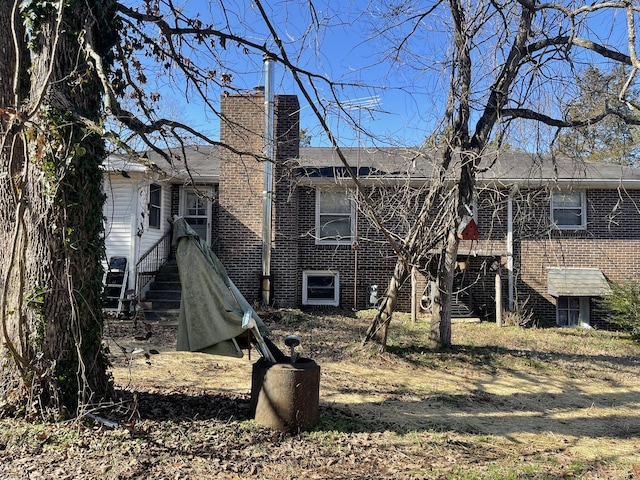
left=135, top=232, right=172, bottom=297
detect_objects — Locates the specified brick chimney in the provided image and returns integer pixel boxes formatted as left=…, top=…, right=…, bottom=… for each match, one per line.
left=218, top=93, right=300, bottom=306
left=272, top=95, right=300, bottom=307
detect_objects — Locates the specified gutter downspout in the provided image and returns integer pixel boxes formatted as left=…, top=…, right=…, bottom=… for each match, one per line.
left=261, top=55, right=275, bottom=305
left=130, top=205, right=138, bottom=293
left=507, top=184, right=518, bottom=311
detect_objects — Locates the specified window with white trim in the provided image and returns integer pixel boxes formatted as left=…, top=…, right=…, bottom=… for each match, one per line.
left=302, top=271, right=339, bottom=306
left=556, top=296, right=590, bottom=327
left=316, top=189, right=354, bottom=245
left=180, top=187, right=212, bottom=244
left=148, top=183, right=161, bottom=229
left=551, top=190, right=586, bottom=230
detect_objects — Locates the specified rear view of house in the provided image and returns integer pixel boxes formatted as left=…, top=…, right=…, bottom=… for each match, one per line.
left=103, top=92, right=640, bottom=328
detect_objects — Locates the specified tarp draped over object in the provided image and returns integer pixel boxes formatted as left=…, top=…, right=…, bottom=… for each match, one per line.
left=173, top=217, right=270, bottom=357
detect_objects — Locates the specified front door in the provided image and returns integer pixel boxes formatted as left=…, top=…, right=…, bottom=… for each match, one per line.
left=181, top=187, right=211, bottom=245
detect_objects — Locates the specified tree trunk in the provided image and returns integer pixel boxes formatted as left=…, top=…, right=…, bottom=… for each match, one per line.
left=0, top=0, right=30, bottom=412
left=429, top=158, right=473, bottom=349
left=429, top=227, right=459, bottom=348
left=0, top=0, right=116, bottom=415
left=362, top=259, right=409, bottom=350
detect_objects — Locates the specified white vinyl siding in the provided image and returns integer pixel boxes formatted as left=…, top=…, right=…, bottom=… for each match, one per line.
left=103, top=177, right=137, bottom=289
left=103, top=179, right=136, bottom=260
left=103, top=174, right=172, bottom=290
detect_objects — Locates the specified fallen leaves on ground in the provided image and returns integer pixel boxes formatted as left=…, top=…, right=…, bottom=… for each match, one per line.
left=2, top=310, right=640, bottom=479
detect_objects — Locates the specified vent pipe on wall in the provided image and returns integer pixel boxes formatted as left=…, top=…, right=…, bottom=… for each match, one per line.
left=261, top=54, right=275, bottom=305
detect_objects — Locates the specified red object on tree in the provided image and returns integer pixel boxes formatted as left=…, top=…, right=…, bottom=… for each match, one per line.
left=457, top=217, right=479, bottom=240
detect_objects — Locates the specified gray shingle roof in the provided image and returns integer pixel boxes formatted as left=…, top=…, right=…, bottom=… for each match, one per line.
left=145, top=145, right=220, bottom=181
left=107, top=145, right=640, bottom=187
left=295, top=147, right=640, bottom=187
left=105, top=145, right=219, bottom=182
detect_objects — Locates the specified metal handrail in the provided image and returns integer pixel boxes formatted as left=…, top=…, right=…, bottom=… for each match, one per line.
left=135, top=231, right=172, bottom=296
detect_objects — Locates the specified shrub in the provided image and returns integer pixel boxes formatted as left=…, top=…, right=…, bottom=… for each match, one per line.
left=502, top=299, right=537, bottom=328
left=598, top=280, right=640, bottom=340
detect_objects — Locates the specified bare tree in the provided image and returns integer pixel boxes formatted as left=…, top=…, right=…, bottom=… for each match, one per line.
left=0, top=0, right=380, bottom=415
left=0, top=0, right=268, bottom=415
left=2, top=0, right=640, bottom=415
left=0, top=0, right=122, bottom=414
left=359, top=0, right=640, bottom=349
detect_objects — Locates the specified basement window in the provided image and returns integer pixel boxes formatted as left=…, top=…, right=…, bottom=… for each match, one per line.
left=302, top=271, right=339, bottom=306
left=556, top=296, right=590, bottom=328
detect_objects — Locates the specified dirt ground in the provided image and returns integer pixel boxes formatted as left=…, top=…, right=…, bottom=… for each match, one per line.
left=2, top=310, right=640, bottom=479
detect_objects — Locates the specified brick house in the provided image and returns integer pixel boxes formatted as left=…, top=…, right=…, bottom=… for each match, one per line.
left=103, top=92, right=640, bottom=327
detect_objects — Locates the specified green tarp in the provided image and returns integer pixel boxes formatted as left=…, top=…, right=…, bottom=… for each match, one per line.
left=173, top=217, right=269, bottom=357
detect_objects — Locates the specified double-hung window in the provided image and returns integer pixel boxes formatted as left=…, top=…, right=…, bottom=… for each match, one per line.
left=316, top=189, right=354, bottom=245
left=148, top=183, right=161, bottom=229
left=550, top=190, right=586, bottom=230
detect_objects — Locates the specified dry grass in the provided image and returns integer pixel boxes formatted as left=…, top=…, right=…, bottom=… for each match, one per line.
left=2, top=310, right=640, bottom=479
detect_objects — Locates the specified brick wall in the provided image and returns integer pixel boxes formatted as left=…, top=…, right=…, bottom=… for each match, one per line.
left=292, top=181, right=640, bottom=321
left=297, top=186, right=407, bottom=311
left=294, top=185, right=509, bottom=313
left=218, top=94, right=265, bottom=301
left=218, top=93, right=300, bottom=306
left=216, top=93, right=640, bottom=322
left=452, top=187, right=640, bottom=325
left=271, top=95, right=300, bottom=307
left=514, top=188, right=640, bottom=326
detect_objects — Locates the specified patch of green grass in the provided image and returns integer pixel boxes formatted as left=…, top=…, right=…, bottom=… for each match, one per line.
left=313, top=409, right=368, bottom=434
left=446, top=463, right=551, bottom=480
left=0, top=419, right=80, bottom=451
left=279, top=309, right=310, bottom=327
left=521, top=355, right=559, bottom=372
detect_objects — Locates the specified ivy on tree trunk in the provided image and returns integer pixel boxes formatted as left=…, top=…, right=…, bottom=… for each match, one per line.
left=0, top=0, right=117, bottom=416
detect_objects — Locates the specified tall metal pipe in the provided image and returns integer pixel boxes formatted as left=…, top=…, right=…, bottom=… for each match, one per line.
left=507, top=184, right=518, bottom=312
left=261, top=55, right=275, bottom=305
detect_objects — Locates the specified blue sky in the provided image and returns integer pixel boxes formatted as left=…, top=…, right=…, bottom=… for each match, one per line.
left=149, top=0, right=440, bottom=148
left=146, top=0, right=637, bottom=150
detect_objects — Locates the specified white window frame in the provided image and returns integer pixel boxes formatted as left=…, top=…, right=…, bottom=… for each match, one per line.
left=315, top=189, right=355, bottom=245
left=180, top=186, right=212, bottom=245
left=550, top=190, right=587, bottom=230
left=148, top=183, right=162, bottom=229
left=302, top=271, right=340, bottom=306
left=556, top=296, right=590, bottom=328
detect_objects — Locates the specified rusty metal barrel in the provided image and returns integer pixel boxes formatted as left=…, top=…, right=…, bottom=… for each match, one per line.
left=250, top=358, right=320, bottom=433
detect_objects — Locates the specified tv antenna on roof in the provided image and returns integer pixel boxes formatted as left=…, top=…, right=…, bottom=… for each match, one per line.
left=342, top=95, right=381, bottom=115
left=339, top=95, right=381, bottom=146
left=338, top=95, right=381, bottom=310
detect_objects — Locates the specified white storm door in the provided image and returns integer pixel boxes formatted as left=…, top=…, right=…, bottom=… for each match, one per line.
left=181, top=187, right=211, bottom=245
